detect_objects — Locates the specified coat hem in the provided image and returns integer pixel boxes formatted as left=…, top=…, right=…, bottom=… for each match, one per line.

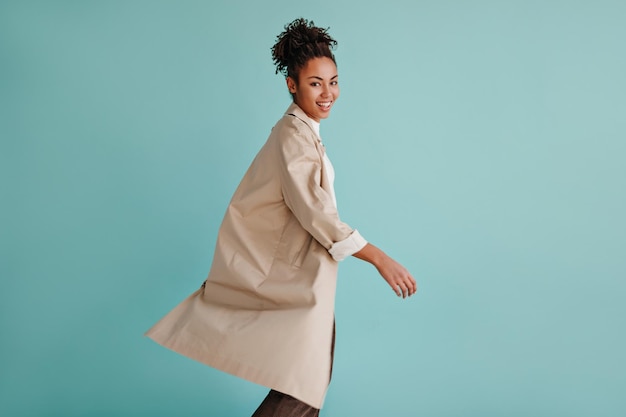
left=144, top=331, right=328, bottom=409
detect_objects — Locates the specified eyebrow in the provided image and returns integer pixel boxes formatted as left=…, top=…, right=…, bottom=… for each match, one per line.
left=307, top=75, right=339, bottom=80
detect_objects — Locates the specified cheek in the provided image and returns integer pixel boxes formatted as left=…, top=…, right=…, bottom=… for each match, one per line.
left=309, top=91, right=321, bottom=103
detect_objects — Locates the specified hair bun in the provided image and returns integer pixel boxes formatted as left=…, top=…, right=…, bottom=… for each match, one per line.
left=271, top=18, right=337, bottom=78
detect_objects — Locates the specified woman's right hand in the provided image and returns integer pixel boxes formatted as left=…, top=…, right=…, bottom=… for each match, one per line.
left=353, top=243, right=417, bottom=298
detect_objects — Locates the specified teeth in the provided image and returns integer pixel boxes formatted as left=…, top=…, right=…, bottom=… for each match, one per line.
left=317, top=102, right=332, bottom=108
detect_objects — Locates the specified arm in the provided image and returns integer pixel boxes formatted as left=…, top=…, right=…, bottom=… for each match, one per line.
left=277, top=122, right=355, bottom=251
left=353, top=243, right=417, bottom=298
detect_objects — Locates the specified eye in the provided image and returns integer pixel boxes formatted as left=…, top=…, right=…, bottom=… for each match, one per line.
left=331, top=80, right=338, bottom=86
left=310, top=82, right=321, bottom=87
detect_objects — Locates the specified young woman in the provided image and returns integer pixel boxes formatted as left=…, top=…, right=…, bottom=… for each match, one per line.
left=145, top=18, right=417, bottom=416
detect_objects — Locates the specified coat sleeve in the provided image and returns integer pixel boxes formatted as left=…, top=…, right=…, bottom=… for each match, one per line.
left=276, top=120, right=367, bottom=261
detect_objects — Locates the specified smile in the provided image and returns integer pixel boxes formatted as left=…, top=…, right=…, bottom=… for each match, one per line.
left=317, top=101, right=333, bottom=110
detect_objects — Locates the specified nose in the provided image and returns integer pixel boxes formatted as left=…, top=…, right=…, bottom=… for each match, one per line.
left=321, top=84, right=331, bottom=97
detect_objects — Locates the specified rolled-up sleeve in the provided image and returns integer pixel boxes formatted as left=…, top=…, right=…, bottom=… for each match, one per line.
left=328, top=229, right=368, bottom=261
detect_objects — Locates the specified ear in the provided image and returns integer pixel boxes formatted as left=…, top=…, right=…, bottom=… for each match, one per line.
left=286, top=77, right=297, bottom=94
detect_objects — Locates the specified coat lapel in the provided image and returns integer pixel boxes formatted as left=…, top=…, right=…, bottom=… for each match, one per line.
left=284, top=103, right=326, bottom=157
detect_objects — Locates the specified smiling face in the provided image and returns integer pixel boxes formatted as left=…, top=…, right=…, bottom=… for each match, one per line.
left=286, top=57, right=339, bottom=122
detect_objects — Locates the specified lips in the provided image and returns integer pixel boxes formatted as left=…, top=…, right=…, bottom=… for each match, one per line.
left=317, top=101, right=333, bottom=110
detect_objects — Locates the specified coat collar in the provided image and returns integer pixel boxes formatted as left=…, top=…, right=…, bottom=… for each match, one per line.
left=285, top=102, right=318, bottom=137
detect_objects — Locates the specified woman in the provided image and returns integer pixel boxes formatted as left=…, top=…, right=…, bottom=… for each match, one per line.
left=145, top=18, right=417, bottom=416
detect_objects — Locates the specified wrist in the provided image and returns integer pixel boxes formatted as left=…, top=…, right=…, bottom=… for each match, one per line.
left=353, top=243, right=385, bottom=267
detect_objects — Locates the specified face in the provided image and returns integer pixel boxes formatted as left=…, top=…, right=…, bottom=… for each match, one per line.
left=286, top=57, right=340, bottom=122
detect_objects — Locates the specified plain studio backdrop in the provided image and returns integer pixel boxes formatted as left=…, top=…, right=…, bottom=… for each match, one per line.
left=1, top=1, right=625, bottom=416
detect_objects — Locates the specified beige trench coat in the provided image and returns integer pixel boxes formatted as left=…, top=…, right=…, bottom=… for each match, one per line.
left=145, top=103, right=362, bottom=408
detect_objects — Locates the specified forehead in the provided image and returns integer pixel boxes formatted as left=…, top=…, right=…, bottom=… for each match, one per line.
left=300, top=57, right=338, bottom=77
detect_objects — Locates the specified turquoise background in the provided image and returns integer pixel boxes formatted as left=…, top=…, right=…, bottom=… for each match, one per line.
left=2, top=1, right=625, bottom=416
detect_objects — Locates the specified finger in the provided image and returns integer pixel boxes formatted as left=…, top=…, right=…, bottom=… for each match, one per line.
left=397, top=282, right=409, bottom=298
left=399, top=281, right=412, bottom=297
left=407, top=276, right=417, bottom=295
left=404, top=282, right=412, bottom=297
left=399, top=278, right=411, bottom=297
left=391, top=282, right=401, bottom=297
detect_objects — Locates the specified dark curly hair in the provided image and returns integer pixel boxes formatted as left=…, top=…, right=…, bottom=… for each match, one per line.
left=271, top=18, right=337, bottom=82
